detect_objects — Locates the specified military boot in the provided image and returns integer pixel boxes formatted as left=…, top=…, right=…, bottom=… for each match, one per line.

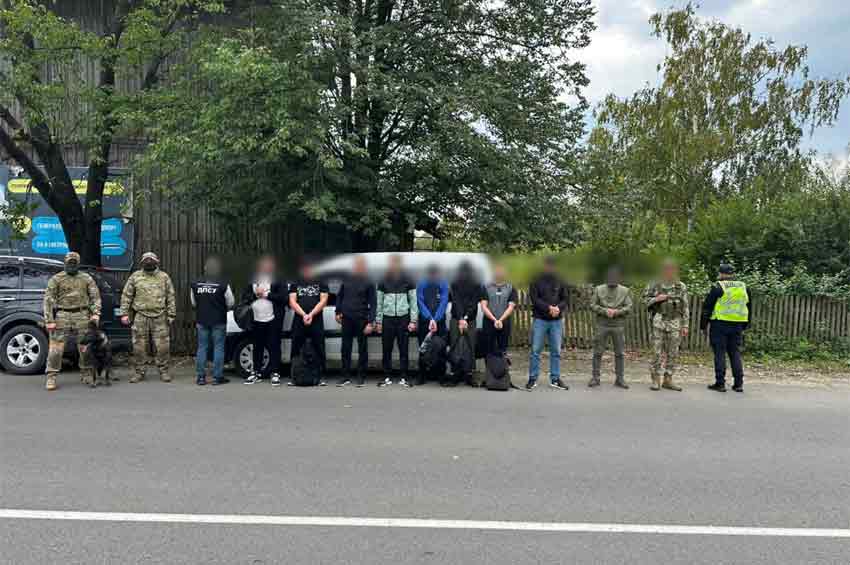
left=82, top=369, right=95, bottom=388
left=650, top=375, right=661, bottom=391
left=45, top=374, right=57, bottom=391
left=129, top=373, right=145, bottom=384
left=160, top=373, right=172, bottom=383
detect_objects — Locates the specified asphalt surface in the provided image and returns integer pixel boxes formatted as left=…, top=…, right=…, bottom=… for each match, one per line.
left=1, top=367, right=849, bottom=564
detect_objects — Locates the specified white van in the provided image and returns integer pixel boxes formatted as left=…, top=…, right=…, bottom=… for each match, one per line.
left=225, top=252, right=493, bottom=377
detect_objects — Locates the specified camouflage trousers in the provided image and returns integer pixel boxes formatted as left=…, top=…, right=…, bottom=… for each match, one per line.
left=131, top=314, right=170, bottom=378
left=47, top=310, right=92, bottom=379
left=651, top=328, right=681, bottom=385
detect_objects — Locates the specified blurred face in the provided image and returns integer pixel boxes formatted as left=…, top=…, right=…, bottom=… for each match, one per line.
left=662, top=262, right=679, bottom=282
left=353, top=256, right=367, bottom=276
left=205, top=257, right=222, bottom=278
left=427, top=265, right=441, bottom=281
left=257, top=256, right=275, bottom=275
left=493, top=264, right=507, bottom=282
left=606, top=268, right=621, bottom=287
left=300, top=264, right=314, bottom=280
left=543, top=258, right=556, bottom=273
left=387, top=255, right=402, bottom=276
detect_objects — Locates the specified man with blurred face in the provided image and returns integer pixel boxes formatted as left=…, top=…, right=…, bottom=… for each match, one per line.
left=449, top=261, right=486, bottom=386
left=375, top=255, right=418, bottom=387
left=415, top=264, right=449, bottom=385
left=481, top=263, right=518, bottom=357
left=644, top=259, right=689, bottom=391
left=242, top=255, right=287, bottom=385
left=289, top=262, right=329, bottom=383
left=526, top=256, right=570, bottom=391
left=589, top=266, right=632, bottom=389
left=191, top=255, right=235, bottom=386
left=335, top=255, right=377, bottom=387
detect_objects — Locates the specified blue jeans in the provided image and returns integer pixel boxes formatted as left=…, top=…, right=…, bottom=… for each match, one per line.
left=196, top=323, right=226, bottom=381
left=529, top=318, right=562, bottom=382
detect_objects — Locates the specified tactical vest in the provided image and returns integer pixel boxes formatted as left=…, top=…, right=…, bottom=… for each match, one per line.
left=485, top=282, right=513, bottom=319
left=711, top=281, right=749, bottom=322
left=191, top=278, right=228, bottom=326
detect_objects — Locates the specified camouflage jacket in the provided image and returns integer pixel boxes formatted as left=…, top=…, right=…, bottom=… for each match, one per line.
left=643, top=280, right=689, bottom=330
left=121, top=269, right=177, bottom=319
left=43, top=271, right=102, bottom=322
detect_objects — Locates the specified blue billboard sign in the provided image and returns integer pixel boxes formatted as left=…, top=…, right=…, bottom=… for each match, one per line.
left=0, top=165, right=134, bottom=270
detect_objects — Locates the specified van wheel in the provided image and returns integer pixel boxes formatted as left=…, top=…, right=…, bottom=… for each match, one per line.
left=234, top=336, right=269, bottom=378
left=0, top=324, right=49, bottom=375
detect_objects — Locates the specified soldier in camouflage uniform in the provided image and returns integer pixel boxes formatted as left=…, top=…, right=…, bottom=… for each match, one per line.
left=43, top=252, right=102, bottom=391
left=121, top=252, right=177, bottom=383
left=643, top=259, right=689, bottom=391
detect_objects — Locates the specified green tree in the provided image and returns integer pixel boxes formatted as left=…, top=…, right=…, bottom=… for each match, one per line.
left=0, top=0, right=223, bottom=264
left=586, top=3, right=850, bottom=236
left=139, top=1, right=596, bottom=250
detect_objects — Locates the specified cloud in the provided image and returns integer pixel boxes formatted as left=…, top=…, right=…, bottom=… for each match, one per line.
left=581, top=0, right=850, bottom=154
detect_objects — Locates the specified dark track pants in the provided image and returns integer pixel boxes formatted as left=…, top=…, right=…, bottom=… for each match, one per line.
left=341, top=316, right=369, bottom=378
left=381, top=315, right=410, bottom=378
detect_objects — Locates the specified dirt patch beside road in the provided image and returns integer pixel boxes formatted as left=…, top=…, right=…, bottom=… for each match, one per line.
left=506, top=348, right=850, bottom=389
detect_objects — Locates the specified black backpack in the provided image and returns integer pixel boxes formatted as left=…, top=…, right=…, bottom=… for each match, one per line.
left=419, top=333, right=448, bottom=380
left=291, top=339, right=322, bottom=386
left=449, top=334, right=475, bottom=382
left=485, top=353, right=510, bottom=391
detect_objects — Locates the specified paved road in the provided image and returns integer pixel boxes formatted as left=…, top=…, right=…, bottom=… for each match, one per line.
left=1, top=369, right=849, bottom=564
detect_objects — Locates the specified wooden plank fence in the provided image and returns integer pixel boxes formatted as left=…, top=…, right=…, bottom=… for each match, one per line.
left=511, top=289, right=850, bottom=351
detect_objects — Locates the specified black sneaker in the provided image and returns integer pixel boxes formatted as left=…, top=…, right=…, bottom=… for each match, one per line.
left=399, top=378, right=411, bottom=388
left=271, top=374, right=282, bottom=387
left=355, top=376, right=366, bottom=388
left=524, top=379, right=537, bottom=391
left=707, top=383, right=727, bottom=392
left=244, top=373, right=260, bottom=385
left=614, top=380, right=630, bottom=390
left=549, top=379, right=569, bottom=390
left=196, top=377, right=207, bottom=386
left=337, top=378, right=352, bottom=387
left=378, top=377, right=393, bottom=387
left=732, top=385, right=744, bottom=393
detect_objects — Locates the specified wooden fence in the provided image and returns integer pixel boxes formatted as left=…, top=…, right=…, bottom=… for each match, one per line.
left=511, top=289, right=850, bottom=351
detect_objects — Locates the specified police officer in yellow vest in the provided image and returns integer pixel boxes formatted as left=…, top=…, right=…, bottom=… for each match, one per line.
left=700, top=264, right=750, bottom=392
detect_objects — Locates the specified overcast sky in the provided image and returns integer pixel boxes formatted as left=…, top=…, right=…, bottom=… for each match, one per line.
left=583, top=0, right=850, bottom=164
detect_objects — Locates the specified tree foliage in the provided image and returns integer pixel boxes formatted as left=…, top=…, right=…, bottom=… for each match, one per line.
left=139, top=1, right=596, bottom=250
left=0, top=0, right=224, bottom=264
left=585, top=3, right=850, bottom=239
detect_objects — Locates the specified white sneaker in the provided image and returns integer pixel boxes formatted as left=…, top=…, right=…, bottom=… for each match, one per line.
left=271, top=374, right=281, bottom=387
left=399, top=378, right=411, bottom=388
left=244, top=373, right=260, bottom=385
left=378, top=377, right=392, bottom=387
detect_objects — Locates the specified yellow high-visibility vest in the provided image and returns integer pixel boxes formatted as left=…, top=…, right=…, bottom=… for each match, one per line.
left=711, top=281, right=749, bottom=322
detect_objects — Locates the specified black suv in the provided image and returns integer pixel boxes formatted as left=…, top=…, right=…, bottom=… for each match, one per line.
left=0, top=256, right=131, bottom=375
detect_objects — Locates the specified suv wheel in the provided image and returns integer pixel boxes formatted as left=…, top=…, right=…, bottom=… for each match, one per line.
left=0, top=324, right=49, bottom=375
left=234, top=336, right=269, bottom=378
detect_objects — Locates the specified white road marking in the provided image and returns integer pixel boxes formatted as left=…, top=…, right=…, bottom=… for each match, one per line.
left=0, top=509, right=848, bottom=538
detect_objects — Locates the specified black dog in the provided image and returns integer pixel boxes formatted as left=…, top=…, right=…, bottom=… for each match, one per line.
left=79, top=321, right=113, bottom=387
